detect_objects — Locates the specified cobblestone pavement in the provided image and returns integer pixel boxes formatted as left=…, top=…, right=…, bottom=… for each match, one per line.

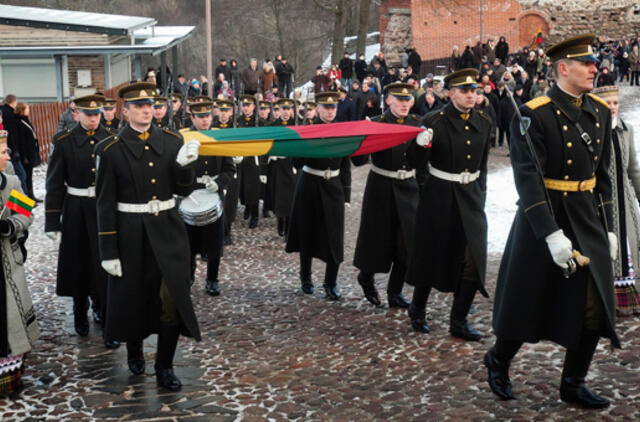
left=1, top=138, right=639, bottom=421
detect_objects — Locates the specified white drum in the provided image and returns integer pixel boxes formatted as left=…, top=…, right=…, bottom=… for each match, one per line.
left=178, top=189, right=223, bottom=226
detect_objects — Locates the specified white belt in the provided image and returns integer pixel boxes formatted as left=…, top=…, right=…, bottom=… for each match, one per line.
left=196, top=175, right=218, bottom=184
left=429, top=166, right=480, bottom=185
left=302, top=166, right=340, bottom=180
left=117, top=198, right=176, bottom=214
left=370, top=164, right=415, bottom=180
left=67, top=186, right=96, bottom=198
left=268, top=156, right=285, bottom=162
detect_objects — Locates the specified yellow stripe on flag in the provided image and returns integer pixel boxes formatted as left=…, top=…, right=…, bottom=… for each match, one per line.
left=9, top=189, right=35, bottom=207
left=181, top=130, right=274, bottom=157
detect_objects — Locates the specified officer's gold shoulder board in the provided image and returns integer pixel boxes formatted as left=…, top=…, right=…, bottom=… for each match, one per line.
left=425, top=109, right=444, bottom=126
left=178, top=127, right=189, bottom=134
left=478, top=110, right=492, bottom=124
left=525, top=96, right=551, bottom=110
left=587, top=93, right=610, bottom=110
left=53, top=129, right=73, bottom=143
left=163, top=128, right=182, bottom=139
left=102, top=136, right=119, bottom=152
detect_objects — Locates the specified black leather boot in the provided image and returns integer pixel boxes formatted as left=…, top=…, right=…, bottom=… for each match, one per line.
left=484, top=346, right=515, bottom=400
left=450, top=281, right=482, bottom=341
left=206, top=280, right=220, bottom=296
left=300, top=254, right=314, bottom=294
left=357, top=272, right=381, bottom=307
left=249, top=217, right=258, bottom=229
left=560, top=329, right=609, bottom=409
left=388, top=293, right=410, bottom=309
left=323, top=261, right=341, bottom=300
left=73, top=297, right=90, bottom=337
left=127, top=340, right=145, bottom=375
left=277, top=218, right=285, bottom=237
left=243, top=207, right=250, bottom=220
left=408, top=304, right=430, bottom=333
left=155, top=324, right=182, bottom=391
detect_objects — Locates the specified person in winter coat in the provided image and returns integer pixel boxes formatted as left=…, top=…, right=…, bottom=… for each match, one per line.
left=461, top=46, right=475, bottom=69
left=475, top=92, right=497, bottom=148
left=355, top=54, right=369, bottom=83
left=408, top=48, right=422, bottom=77
left=241, top=58, right=260, bottom=95
left=229, top=59, right=242, bottom=97
left=259, top=62, right=278, bottom=95
left=450, top=46, right=462, bottom=72
left=14, top=103, right=39, bottom=200
left=0, top=130, right=38, bottom=396
left=495, top=36, right=509, bottom=63
left=339, top=52, right=353, bottom=90
left=596, top=67, right=616, bottom=87
left=629, top=45, right=640, bottom=85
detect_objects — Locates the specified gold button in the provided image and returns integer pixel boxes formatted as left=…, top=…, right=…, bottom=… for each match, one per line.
left=567, top=160, right=573, bottom=165
left=91, top=168, right=95, bottom=172
left=596, top=139, right=600, bottom=144
left=204, top=171, right=209, bottom=175
left=589, top=189, right=594, bottom=194
left=465, top=168, right=469, bottom=172
left=91, top=154, right=95, bottom=158
left=563, top=125, right=568, bottom=131
left=205, top=161, right=208, bottom=165
left=467, top=154, right=471, bottom=159
left=466, top=140, right=471, bottom=145
left=465, top=126, right=469, bottom=130
left=564, top=175, right=570, bottom=180
left=152, top=195, right=157, bottom=200
left=151, top=178, right=156, bottom=184
left=596, top=123, right=600, bottom=128
left=148, top=162, right=154, bottom=167
left=592, top=172, right=595, bottom=176
left=402, top=165, right=406, bottom=169
left=90, top=140, right=95, bottom=145
left=556, top=110, right=561, bottom=115
left=596, top=108, right=599, bottom=112
left=594, top=156, right=598, bottom=161
left=145, top=145, right=150, bottom=150
left=563, top=192, right=568, bottom=197
left=566, top=142, right=572, bottom=148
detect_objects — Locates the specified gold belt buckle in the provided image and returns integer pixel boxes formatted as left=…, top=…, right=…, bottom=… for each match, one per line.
left=578, top=180, right=587, bottom=191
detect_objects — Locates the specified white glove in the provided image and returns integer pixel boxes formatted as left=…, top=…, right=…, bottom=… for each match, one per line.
left=416, top=128, right=434, bottom=148
left=345, top=202, right=351, bottom=209
left=206, top=180, right=219, bottom=193
left=46, top=231, right=62, bottom=245
left=101, top=259, right=123, bottom=277
left=176, top=140, right=200, bottom=167
left=259, top=175, right=267, bottom=184
left=608, top=232, right=618, bottom=261
left=233, top=156, right=243, bottom=164
left=545, top=229, right=574, bottom=270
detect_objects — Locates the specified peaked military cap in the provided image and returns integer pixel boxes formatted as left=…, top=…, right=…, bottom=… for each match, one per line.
left=187, top=95, right=212, bottom=106
left=258, top=100, right=271, bottom=108
left=118, top=82, right=156, bottom=103
left=152, top=96, right=168, bottom=107
left=216, top=98, right=234, bottom=109
left=190, top=100, right=213, bottom=115
left=168, top=93, right=184, bottom=102
left=592, top=85, right=619, bottom=97
left=315, top=92, right=340, bottom=106
left=385, top=82, right=415, bottom=99
left=546, top=33, right=598, bottom=63
left=75, top=94, right=105, bottom=114
left=239, top=94, right=256, bottom=104
left=102, top=98, right=117, bottom=109
left=305, top=101, right=317, bottom=108
left=444, top=68, right=478, bottom=89
left=277, top=98, right=295, bottom=108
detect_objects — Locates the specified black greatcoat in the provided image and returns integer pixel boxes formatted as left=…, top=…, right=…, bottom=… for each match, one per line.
left=95, top=124, right=200, bottom=342
left=45, top=123, right=112, bottom=299
left=493, top=85, right=620, bottom=349
left=268, top=117, right=298, bottom=218
left=405, top=102, right=492, bottom=296
left=214, top=119, right=240, bottom=227
left=286, top=117, right=351, bottom=263
left=237, top=114, right=262, bottom=207
left=100, top=116, right=120, bottom=130
left=352, top=110, right=420, bottom=273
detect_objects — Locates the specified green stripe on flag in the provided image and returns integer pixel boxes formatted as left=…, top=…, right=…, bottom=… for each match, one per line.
left=269, top=135, right=364, bottom=158
left=8, top=196, right=33, bottom=212
left=200, top=126, right=301, bottom=142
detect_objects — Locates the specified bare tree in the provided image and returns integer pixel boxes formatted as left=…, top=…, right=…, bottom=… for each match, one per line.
left=356, top=0, right=371, bottom=57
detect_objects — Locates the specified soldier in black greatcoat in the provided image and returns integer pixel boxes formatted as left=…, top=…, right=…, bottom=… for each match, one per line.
left=179, top=100, right=235, bottom=297
left=237, top=95, right=263, bottom=228
left=303, top=101, right=317, bottom=125
left=214, top=99, right=240, bottom=245
left=152, top=96, right=171, bottom=130
left=352, top=82, right=421, bottom=309
left=45, top=94, right=119, bottom=349
left=268, top=99, right=298, bottom=237
left=100, top=98, right=120, bottom=130
left=168, top=93, right=185, bottom=131
left=95, top=82, right=201, bottom=391
left=405, top=69, right=492, bottom=341
left=485, top=34, right=620, bottom=409
left=286, top=92, right=351, bottom=300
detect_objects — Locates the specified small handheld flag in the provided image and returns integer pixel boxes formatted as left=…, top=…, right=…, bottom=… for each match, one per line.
left=5, top=189, right=35, bottom=218
left=530, top=27, right=544, bottom=50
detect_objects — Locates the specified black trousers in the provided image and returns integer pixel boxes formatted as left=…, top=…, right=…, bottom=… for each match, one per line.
left=300, top=251, right=339, bottom=287
left=631, top=71, right=640, bottom=86
left=187, top=219, right=223, bottom=282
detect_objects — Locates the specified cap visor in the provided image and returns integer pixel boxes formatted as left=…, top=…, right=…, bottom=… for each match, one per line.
left=390, top=94, right=414, bottom=100
left=78, top=108, right=102, bottom=115
left=574, top=55, right=600, bottom=63
left=126, top=99, right=154, bottom=104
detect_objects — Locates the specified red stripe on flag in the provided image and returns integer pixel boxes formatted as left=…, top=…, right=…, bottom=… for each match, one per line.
left=6, top=200, right=32, bottom=217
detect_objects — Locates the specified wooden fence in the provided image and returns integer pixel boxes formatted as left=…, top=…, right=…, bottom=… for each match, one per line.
left=30, top=83, right=127, bottom=163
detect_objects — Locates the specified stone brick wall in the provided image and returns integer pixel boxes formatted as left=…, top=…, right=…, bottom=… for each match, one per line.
left=381, top=0, right=640, bottom=65
left=67, top=55, right=106, bottom=96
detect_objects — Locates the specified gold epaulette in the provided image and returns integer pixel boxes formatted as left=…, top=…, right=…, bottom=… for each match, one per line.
left=163, top=128, right=182, bottom=139
left=179, top=127, right=190, bottom=134
left=102, top=136, right=119, bottom=152
left=587, top=93, right=610, bottom=109
left=525, top=96, right=551, bottom=110
left=478, top=110, right=492, bottom=124
left=53, top=129, right=73, bottom=143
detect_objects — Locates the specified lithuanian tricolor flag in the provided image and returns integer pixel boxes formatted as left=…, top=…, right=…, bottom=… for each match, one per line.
left=182, top=120, right=424, bottom=158
left=6, top=189, right=35, bottom=218
left=530, top=27, right=544, bottom=50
